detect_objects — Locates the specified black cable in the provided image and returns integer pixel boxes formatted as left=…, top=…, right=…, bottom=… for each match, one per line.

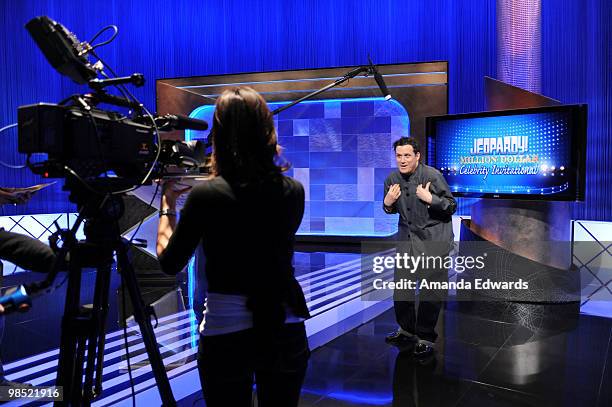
left=89, top=50, right=138, bottom=106
left=62, top=51, right=159, bottom=402
left=117, top=179, right=161, bottom=406
left=89, top=84, right=137, bottom=404
left=89, top=50, right=163, bottom=195
left=1, top=122, right=17, bottom=133
left=88, top=25, right=119, bottom=51
left=99, top=70, right=134, bottom=106
left=88, top=102, right=162, bottom=407
left=0, top=159, right=25, bottom=170
left=86, top=108, right=110, bottom=176
left=84, top=107, right=120, bottom=211
left=127, top=182, right=160, bottom=244
left=120, top=272, right=137, bottom=407
left=86, top=66, right=158, bottom=403
left=0, top=123, right=26, bottom=169
left=110, top=105, right=160, bottom=195
left=113, top=183, right=160, bottom=407
left=34, top=102, right=159, bottom=196
left=62, top=165, right=102, bottom=195
left=38, top=39, right=164, bottom=404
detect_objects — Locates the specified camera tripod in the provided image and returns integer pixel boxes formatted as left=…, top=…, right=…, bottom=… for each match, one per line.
left=48, top=180, right=176, bottom=406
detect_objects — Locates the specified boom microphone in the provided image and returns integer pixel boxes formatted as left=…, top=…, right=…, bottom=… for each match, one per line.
left=368, top=57, right=392, bottom=100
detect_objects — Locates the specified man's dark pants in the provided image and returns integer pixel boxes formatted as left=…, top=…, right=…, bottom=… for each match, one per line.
left=393, top=226, right=448, bottom=343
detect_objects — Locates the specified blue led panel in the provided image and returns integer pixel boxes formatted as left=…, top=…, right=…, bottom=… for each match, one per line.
left=187, top=97, right=410, bottom=236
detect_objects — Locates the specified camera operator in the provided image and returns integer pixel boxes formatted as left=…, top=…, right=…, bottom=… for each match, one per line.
left=0, top=188, right=57, bottom=279
left=0, top=187, right=56, bottom=386
left=156, top=87, right=310, bottom=407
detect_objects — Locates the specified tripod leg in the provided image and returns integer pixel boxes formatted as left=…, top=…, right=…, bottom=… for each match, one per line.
left=82, top=263, right=113, bottom=401
left=93, top=265, right=112, bottom=397
left=116, top=241, right=176, bottom=406
left=73, top=334, right=88, bottom=404
left=55, top=261, right=84, bottom=406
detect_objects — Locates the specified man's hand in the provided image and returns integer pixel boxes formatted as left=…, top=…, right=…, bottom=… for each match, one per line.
left=416, top=182, right=433, bottom=204
left=384, top=184, right=401, bottom=207
left=0, top=189, right=33, bottom=206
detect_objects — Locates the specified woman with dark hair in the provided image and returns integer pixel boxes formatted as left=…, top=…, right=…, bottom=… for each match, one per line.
left=156, top=87, right=310, bottom=406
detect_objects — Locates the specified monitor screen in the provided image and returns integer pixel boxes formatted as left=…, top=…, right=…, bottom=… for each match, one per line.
left=426, top=105, right=587, bottom=201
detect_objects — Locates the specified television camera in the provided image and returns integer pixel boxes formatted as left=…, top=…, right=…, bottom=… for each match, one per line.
left=18, top=16, right=208, bottom=192
left=8, top=16, right=206, bottom=406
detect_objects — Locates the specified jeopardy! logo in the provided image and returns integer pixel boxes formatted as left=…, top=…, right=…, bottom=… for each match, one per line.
left=470, top=136, right=528, bottom=155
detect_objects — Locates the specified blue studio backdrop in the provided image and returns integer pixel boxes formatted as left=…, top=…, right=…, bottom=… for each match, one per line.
left=0, top=0, right=609, bottom=222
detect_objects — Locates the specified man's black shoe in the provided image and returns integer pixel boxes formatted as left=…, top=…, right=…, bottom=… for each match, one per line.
left=385, top=329, right=418, bottom=345
left=413, top=341, right=434, bottom=358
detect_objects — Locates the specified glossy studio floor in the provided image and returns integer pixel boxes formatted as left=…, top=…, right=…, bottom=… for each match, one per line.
left=1, top=244, right=610, bottom=407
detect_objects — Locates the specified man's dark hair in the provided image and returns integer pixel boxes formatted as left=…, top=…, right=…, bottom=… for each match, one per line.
left=393, top=137, right=420, bottom=154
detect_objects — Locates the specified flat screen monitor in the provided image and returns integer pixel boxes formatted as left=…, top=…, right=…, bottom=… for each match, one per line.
left=426, top=104, right=587, bottom=201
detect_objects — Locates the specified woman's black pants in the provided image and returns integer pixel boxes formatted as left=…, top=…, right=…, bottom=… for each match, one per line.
left=197, top=322, right=310, bottom=407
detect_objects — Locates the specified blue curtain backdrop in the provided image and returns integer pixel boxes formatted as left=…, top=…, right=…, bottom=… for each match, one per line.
left=0, top=0, right=608, bottom=221
left=541, top=0, right=611, bottom=221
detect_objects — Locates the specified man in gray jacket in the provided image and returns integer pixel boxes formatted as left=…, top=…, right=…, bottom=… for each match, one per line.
left=383, top=137, right=456, bottom=357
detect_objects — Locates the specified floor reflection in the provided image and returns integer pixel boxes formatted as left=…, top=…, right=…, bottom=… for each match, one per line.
left=302, top=300, right=610, bottom=407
